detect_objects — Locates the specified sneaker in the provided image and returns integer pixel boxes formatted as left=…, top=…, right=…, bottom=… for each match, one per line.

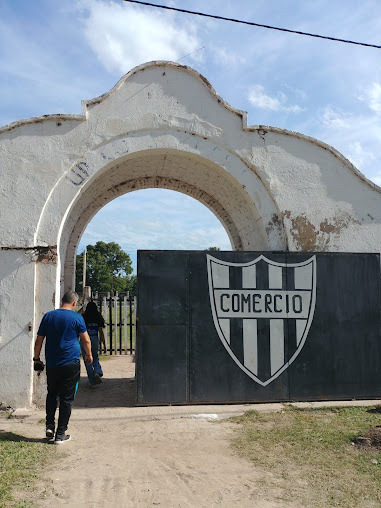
left=46, top=425, right=55, bottom=440
left=54, top=434, right=71, bottom=445
left=94, top=373, right=102, bottom=384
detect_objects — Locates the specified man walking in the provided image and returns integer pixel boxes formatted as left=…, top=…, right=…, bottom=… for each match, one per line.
left=33, top=291, right=93, bottom=444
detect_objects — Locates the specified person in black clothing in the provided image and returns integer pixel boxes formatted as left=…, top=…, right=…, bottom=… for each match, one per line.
left=81, top=301, right=106, bottom=387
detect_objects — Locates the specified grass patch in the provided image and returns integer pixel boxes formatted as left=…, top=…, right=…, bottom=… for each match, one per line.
left=0, top=432, right=55, bottom=507
left=97, top=354, right=114, bottom=362
left=230, top=405, right=381, bottom=507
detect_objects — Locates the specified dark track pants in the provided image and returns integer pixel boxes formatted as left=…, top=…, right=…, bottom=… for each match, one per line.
left=46, top=360, right=80, bottom=436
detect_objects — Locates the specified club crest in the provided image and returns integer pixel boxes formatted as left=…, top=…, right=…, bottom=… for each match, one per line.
left=207, top=254, right=317, bottom=386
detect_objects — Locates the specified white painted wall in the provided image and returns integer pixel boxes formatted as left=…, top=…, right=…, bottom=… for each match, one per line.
left=0, top=61, right=380, bottom=409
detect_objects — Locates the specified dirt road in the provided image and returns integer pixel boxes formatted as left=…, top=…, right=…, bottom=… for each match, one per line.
left=4, top=356, right=297, bottom=507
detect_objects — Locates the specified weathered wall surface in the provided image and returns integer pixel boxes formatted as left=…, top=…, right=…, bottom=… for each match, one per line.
left=0, top=61, right=380, bottom=408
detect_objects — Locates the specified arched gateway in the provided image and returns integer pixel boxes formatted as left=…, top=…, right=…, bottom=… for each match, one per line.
left=0, top=61, right=380, bottom=408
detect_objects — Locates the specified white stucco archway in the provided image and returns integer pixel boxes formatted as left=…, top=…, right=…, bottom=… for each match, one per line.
left=55, top=144, right=286, bottom=298
left=1, top=60, right=380, bottom=408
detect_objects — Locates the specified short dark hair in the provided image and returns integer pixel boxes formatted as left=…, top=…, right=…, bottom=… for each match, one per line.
left=62, top=290, right=79, bottom=304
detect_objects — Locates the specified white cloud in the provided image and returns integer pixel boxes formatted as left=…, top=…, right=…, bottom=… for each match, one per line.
left=359, top=82, right=381, bottom=114
left=321, top=107, right=351, bottom=129
left=80, top=0, right=201, bottom=74
left=345, top=141, right=376, bottom=172
left=248, top=85, right=304, bottom=113
left=281, top=83, right=307, bottom=101
left=211, top=46, right=245, bottom=66
left=315, top=104, right=381, bottom=175
left=368, top=83, right=381, bottom=113
left=289, top=103, right=381, bottom=182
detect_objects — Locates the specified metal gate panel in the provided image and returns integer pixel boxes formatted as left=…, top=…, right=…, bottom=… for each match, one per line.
left=136, top=251, right=189, bottom=404
left=136, top=251, right=381, bottom=405
left=288, top=253, right=381, bottom=400
left=137, top=251, right=189, bottom=325
left=137, top=325, right=188, bottom=404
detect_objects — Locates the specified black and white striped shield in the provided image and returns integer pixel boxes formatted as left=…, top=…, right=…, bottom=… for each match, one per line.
left=207, top=254, right=317, bottom=386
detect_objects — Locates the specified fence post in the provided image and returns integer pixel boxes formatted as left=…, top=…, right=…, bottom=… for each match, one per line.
left=102, top=296, right=107, bottom=353
left=119, top=294, right=122, bottom=354
left=133, top=295, right=137, bottom=355
left=123, top=295, right=128, bottom=354
left=113, top=293, right=118, bottom=355
left=129, top=293, right=133, bottom=355
left=108, top=292, right=113, bottom=354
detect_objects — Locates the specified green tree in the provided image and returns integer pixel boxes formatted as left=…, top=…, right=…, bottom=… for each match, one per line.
left=76, top=241, right=133, bottom=294
left=206, top=246, right=221, bottom=251
left=125, top=274, right=137, bottom=297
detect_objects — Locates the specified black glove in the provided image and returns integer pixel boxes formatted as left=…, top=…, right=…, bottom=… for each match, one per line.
left=33, top=359, right=45, bottom=374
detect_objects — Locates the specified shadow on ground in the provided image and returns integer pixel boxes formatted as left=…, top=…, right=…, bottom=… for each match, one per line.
left=74, top=355, right=136, bottom=408
left=75, top=378, right=136, bottom=408
left=0, top=431, right=47, bottom=444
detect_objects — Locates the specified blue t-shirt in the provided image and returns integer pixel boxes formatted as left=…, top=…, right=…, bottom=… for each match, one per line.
left=37, top=309, right=87, bottom=368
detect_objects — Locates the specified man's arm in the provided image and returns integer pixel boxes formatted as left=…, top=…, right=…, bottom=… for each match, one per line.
left=79, top=331, right=93, bottom=364
left=34, top=335, right=45, bottom=360
left=33, top=335, right=45, bottom=372
left=99, top=327, right=107, bottom=354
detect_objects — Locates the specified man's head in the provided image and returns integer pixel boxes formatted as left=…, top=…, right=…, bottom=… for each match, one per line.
left=61, top=290, right=79, bottom=309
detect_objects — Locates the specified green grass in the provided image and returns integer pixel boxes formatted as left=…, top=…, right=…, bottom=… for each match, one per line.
left=0, top=432, right=55, bottom=507
left=230, top=406, right=381, bottom=507
left=97, top=354, right=114, bottom=362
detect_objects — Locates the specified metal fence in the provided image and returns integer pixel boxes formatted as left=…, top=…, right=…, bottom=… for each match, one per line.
left=91, top=292, right=136, bottom=355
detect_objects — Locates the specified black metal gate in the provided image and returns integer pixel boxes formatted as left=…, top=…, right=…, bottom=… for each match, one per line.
left=90, top=292, right=136, bottom=355
left=136, top=251, right=381, bottom=405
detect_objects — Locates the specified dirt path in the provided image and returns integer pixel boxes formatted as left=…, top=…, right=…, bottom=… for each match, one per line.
left=4, top=357, right=299, bottom=507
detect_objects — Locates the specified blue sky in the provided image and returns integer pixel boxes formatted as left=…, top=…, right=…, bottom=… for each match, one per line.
left=1, top=0, right=380, bottom=272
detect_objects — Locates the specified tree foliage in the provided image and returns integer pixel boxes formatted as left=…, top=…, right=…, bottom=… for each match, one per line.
left=76, top=241, right=135, bottom=295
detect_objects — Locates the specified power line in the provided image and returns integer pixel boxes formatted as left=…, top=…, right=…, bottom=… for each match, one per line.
left=122, top=0, right=381, bottom=49
left=177, top=46, right=205, bottom=62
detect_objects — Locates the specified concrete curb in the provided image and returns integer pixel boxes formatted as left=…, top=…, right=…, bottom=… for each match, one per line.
left=13, top=399, right=381, bottom=424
